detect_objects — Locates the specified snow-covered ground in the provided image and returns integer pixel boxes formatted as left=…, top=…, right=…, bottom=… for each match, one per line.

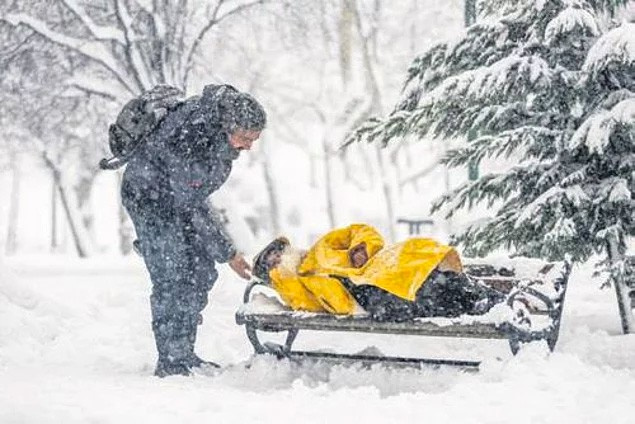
left=1, top=255, right=634, bottom=423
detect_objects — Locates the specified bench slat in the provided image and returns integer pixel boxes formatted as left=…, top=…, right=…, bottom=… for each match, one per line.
left=236, top=311, right=509, bottom=339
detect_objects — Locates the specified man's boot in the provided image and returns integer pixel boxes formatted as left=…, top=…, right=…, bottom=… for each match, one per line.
left=186, top=353, right=221, bottom=370
left=154, top=359, right=191, bottom=378
left=152, top=316, right=195, bottom=377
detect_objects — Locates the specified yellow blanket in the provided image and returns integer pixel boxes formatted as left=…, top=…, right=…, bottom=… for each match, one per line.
left=270, top=224, right=462, bottom=314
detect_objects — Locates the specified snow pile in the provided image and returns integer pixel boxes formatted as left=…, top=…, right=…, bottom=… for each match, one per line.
left=0, top=256, right=156, bottom=374
left=1, top=256, right=635, bottom=423
left=0, top=259, right=71, bottom=366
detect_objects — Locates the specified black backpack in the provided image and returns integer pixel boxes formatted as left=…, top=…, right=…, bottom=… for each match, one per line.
left=99, top=85, right=185, bottom=170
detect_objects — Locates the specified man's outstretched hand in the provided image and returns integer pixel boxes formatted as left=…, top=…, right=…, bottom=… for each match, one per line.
left=228, top=253, right=252, bottom=280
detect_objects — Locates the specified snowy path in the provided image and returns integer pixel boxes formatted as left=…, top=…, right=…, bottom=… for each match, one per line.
left=1, top=256, right=634, bottom=423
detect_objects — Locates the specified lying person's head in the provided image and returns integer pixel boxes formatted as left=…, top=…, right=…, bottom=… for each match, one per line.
left=252, top=237, right=290, bottom=281
left=348, top=242, right=369, bottom=268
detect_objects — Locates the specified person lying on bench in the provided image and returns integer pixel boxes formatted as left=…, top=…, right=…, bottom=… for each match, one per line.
left=252, top=224, right=506, bottom=321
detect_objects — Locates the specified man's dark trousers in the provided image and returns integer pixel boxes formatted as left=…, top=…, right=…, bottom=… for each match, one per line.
left=126, top=204, right=218, bottom=369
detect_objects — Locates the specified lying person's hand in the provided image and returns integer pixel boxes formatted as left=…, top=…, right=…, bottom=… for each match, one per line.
left=229, top=253, right=252, bottom=280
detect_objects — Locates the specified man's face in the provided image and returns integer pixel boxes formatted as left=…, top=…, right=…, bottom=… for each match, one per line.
left=349, top=243, right=369, bottom=268
left=265, top=250, right=283, bottom=270
left=229, top=129, right=261, bottom=151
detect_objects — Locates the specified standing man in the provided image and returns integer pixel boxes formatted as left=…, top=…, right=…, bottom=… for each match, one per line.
left=121, top=84, right=266, bottom=377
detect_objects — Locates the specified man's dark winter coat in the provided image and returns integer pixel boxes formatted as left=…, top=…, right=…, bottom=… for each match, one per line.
left=121, top=87, right=241, bottom=374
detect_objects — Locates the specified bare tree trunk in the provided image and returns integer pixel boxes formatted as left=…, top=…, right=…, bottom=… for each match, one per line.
left=263, top=163, right=281, bottom=235
left=37, top=147, right=94, bottom=258
left=261, top=136, right=281, bottom=235
left=350, top=0, right=381, bottom=110
left=309, top=155, right=319, bottom=189
left=52, top=168, right=91, bottom=258
left=5, top=152, right=21, bottom=255
left=349, top=0, right=397, bottom=239
left=118, top=203, right=133, bottom=255
left=318, top=0, right=333, bottom=55
left=464, top=0, right=477, bottom=26
left=369, top=0, right=381, bottom=60
left=374, top=144, right=396, bottom=241
left=443, top=142, right=453, bottom=236
left=323, top=134, right=337, bottom=229
left=335, top=0, right=354, bottom=184
left=390, top=148, right=403, bottom=198
left=465, top=0, right=480, bottom=182
left=409, top=0, right=418, bottom=57
left=338, top=0, right=354, bottom=88
left=607, top=236, right=634, bottom=334
left=75, top=172, right=98, bottom=245
left=117, top=171, right=133, bottom=255
left=51, top=177, right=59, bottom=252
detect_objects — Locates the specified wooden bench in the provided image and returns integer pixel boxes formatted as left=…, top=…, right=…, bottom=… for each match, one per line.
left=235, top=258, right=571, bottom=369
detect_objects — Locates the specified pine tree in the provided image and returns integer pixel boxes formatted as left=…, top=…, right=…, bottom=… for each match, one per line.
left=567, top=22, right=634, bottom=333
left=347, top=0, right=634, bottom=332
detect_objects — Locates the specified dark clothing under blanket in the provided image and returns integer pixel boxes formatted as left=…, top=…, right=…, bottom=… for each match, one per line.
left=337, top=270, right=506, bottom=322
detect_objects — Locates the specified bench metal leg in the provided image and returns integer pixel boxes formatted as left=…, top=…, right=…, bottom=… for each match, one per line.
left=245, top=324, right=299, bottom=356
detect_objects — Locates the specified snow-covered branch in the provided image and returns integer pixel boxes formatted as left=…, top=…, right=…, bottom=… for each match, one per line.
left=66, top=82, right=119, bottom=102
left=569, top=97, right=635, bottom=154
left=417, top=54, right=553, bottom=111
left=115, top=0, right=153, bottom=91
left=514, top=185, right=589, bottom=229
left=60, top=0, right=126, bottom=44
left=183, top=0, right=266, bottom=86
left=444, top=126, right=561, bottom=168
left=583, top=22, right=635, bottom=76
left=2, top=13, right=137, bottom=95
left=545, top=5, right=600, bottom=46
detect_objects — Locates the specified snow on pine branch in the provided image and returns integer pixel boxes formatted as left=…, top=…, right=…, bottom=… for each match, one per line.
left=402, top=44, right=448, bottom=95
left=544, top=217, right=578, bottom=242
left=596, top=223, right=627, bottom=244
left=401, top=19, right=520, bottom=109
left=514, top=184, right=590, bottom=229
left=431, top=173, right=507, bottom=218
left=443, top=126, right=561, bottom=168
left=607, top=178, right=631, bottom=203
left=569, top=97, right=635, bottom=154
left=481, top=0, right=633, bottom=21
left=407, top=54, right=553, bottom=124
left=476, top=0, right=530, bottom=19
left=471, top=103, right=525, bottom=131
left=345, top=51, right=553, bottom=145
left=593, top=176, right=632, bottom=204
left=560, top=165, right=589, bottom=186
left=343, top=110, right=412, bottom=147
left=585, top=0, right=633, bottom=16
left=545, top=4, right=600, bottom=46
left=583, top=22, right=635, bottom=76
left=432, top=160, right=553, bottom=218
